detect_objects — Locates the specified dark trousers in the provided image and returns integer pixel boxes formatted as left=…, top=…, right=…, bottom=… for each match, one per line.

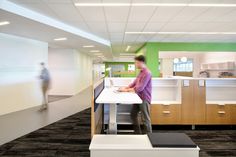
left=131, top=101, right=152, bottom=134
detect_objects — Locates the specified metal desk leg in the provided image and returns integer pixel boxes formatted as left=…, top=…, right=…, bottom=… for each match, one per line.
left=109, top=103, right=117, bottom=134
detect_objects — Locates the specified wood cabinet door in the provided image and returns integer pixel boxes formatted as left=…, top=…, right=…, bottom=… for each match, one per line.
left=151, top=104, right=181, bottom=125
left=229, top=105, right=236, bottom=124
left=181, top=80, right=195, bottom=124
left=193, top=80, right=206, bottom=124
left=206, top=104, right=231, bottom=124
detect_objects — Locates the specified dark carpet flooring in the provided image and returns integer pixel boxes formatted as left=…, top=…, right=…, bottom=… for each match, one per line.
left=0, top=108, right=235, bottom=157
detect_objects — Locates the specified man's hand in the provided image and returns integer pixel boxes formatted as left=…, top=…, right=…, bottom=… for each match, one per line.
left=118, top=87, right=135, bottom=92
left=118, top=87, right=128, bottom=92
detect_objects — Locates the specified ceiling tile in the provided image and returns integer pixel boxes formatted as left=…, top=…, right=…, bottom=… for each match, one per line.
left=193, top=7, right=235, bottom=22
left=78, top=7, right=106, bottom=22
left=143, top=22, right=166, bottom=31
left=123, top=34, right=140, bottom=42
left=214, top=9, right=236, bottom=22
left=107, top=23, right=126, bottom=33
left=150, top=7, right=184, bottom=22
left=128, top=6, right=156, bottom=22
left=171, top=7, right=209, bottom=22
left=126, top=22, right=146, bottom=32
left=104, top=7, right=130, bottom=22
left=86, top=22, right=107, bottom=33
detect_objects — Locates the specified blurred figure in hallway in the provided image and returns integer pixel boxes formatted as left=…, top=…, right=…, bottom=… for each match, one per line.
left=39, top=62, right=51, bottom=110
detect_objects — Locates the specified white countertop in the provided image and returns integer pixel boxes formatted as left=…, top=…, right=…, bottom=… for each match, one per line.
left=105, top=77, right=236, bottom=80
left=95, top=87, right=142, bottom=104
left=89, top=135, right=200, bottom=151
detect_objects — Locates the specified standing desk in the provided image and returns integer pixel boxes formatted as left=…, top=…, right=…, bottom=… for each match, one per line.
left=95, top=87, right=142, bottom=134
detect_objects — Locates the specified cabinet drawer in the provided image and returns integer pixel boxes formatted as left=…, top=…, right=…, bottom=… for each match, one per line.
left=151, top=104, right=181, bottom=124
left=206, top=104, right=231, bottom=124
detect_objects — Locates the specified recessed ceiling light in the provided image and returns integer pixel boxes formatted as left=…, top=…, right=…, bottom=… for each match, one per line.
left=125, top=46, right=131, bottom=52
left=83, top=45, right=94, bottom=48
left=0, top=21, right=10, bottom=26
left=125, top=32, right=236, bottom=35
left=90, top=50, right=100, bottom=53
left=54, top=37, right=67, bottom=41
left=74, top=3, right=236, bottom=7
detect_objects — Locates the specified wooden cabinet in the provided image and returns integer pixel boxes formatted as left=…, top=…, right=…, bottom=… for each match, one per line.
left=181, top=80, right=195, bottom=124
left=150, top=79, right=235, bottom=126
left=181, top=80, right=206, bottom=124
left=151, top=104, right=181, bottom=125
left=206, top=104, right=231, bottom=124
left=230, top=105, right=236, bottom=124
left=193, top=80, right=206, bottom=124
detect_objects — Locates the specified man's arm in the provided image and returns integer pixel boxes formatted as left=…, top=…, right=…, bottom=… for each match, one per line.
left=118, top=78, right=137, bottom=92
left=134, top=73, right=151, bottom=93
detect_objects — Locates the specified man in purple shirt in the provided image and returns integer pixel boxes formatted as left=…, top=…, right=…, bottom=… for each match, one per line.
left=118, top=55, right=152, bottom=134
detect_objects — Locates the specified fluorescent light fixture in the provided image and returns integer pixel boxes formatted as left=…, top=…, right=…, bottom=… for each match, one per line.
left=74, top=3, right=236, bottom=7
left=90, top=50, right=100, bottom=53
left=75, top=3, right=131, bottom=7
left=54, top=37, right=67, bottom=41
left=0, top=0, right=110, bottom=46
left=0, top=21, right=10, bottom=26
left=125, top=32, right=236, bottom=35
left=83, top=45, right=94, bottom=48
left=125, top=45, right=131, bottom=52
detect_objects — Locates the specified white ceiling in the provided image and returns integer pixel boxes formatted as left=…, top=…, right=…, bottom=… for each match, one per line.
left=1, top=0, right=236, bottom=60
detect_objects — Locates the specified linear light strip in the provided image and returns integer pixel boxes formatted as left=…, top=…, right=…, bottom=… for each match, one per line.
left=125, top=45, right=131, bottom=52
left=0, top=21, right=10, bottom=26
left=75, top=3, right=236, bottom=7
left=0, top=0, right=111, bottom=46
left=125, top=32, right=236, bottom=35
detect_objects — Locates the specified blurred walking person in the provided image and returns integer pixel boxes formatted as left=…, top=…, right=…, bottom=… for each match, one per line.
left=39, top=62, right=51, bottom=110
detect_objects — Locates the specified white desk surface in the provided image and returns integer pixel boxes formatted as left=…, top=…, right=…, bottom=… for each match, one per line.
left=89, top=135, right=200, bottom=151
left=95, top=87, right=142, bottom=104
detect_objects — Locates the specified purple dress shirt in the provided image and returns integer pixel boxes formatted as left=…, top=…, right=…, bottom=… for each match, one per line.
left=129, top=67, right=152, bottom=104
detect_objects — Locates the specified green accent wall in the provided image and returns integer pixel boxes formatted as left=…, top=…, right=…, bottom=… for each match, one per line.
left=137, top=42, right=236, bottom=77
left=104, top=62, right=136, bottom=77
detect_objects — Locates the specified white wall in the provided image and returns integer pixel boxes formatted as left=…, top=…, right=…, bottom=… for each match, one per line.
left=161, top=59, right=174, bottom=77
left=48, top=48, right=93, bottom=95
left=0, top=33, right=48, bottom=115
left=199, top=52, right=236, bottom=64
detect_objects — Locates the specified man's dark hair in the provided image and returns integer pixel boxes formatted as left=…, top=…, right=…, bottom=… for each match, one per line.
left=135, top=55, right=146, bottom=63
